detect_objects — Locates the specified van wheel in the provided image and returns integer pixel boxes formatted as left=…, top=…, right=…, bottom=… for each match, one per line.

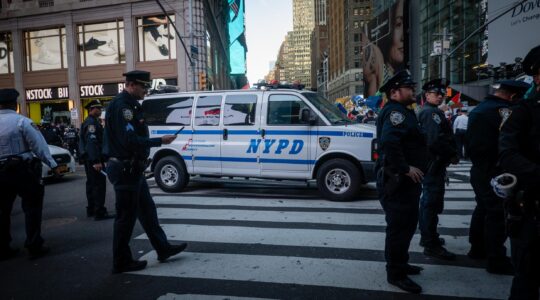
left=155, top=156, right=189, bottom=193
left=316, top=159, right=361, bottom=201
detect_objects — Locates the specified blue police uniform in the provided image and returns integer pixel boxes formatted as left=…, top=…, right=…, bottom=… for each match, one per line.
left=375, top=70, right=428, bottom=293
left=80, top=100, right=110, bottom=219
left=103, top=70, right=186, bottom=273
left=417, top=79, right=458, bottom=259
left=466, top=80, right=531, bottom=274
left=0, top=89, right=56, bottom=260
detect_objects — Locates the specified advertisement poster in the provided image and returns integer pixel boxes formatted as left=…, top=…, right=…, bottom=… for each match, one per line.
left=25, top=28, right=67, bottom=71
left=361, top=0, right=409, bottom=97
left=0, top=32, right=13, bottom=74
left=78, top=21, right=125, bottom=66
left=138, top=15, right=177, bottom=61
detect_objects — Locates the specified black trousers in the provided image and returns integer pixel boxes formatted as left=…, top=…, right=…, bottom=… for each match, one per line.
left=84, top=161, right=106, bottom=215
left=419, top=170, right=446, bottom=247
left=0, top=162, right=45, bottom=250
left=509, top=218, right=540, bottom=300
left=455, top=129, right=467, bottom=159
left=106, top=160, right=170, bottom=267
left=469, top=165, right=507, bottom=261
left=378, top=174, right=421, bottom=279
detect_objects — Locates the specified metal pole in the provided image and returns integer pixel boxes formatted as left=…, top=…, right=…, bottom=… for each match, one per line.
left=189, top=0, right=196, bottom=91
left=441, top=27, right=447, bottom=81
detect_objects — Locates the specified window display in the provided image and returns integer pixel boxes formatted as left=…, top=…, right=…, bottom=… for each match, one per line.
left=0, top=32, right=14, bottom=74
left=137, top=15, right=176, bottom=61
left=24, top=28, right=67, bottom=71
left=78, top=20, right=125, bottom=66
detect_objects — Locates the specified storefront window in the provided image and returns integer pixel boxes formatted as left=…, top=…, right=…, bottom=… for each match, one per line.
left=0, top=32, right=14, bottom=74
left=78, top=20, right=125, bottom=67
left=137, top=15, right=176, bottom=61
left=24, top=27, right=67, bottom=71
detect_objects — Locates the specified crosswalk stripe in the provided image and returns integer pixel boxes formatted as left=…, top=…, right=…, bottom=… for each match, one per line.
left=444, top=183, right=472, bottom=190
left=133, top=252, right=510, bottom=300
left=453, top=172, right=471, bottom=177
left=155, top=208, right=471, bottom=229
left=158, top=294, right=276, bottom=300
left=447, top=167, right=471, bottom=172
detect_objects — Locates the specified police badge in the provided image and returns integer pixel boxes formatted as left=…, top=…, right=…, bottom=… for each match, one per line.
left=319, top=137, right=331, bottom=151
left=88, top=124, right=96, bottom=133
left=498, top=108, right=512, bottom=130
left=432, top=113, right=442, bottom=125
left=390, top=111, right=405, bottom=126
left=122, top=108, right=133, bottom=121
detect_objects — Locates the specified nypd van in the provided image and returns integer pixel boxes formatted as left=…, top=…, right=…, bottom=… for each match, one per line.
left=143, top=88, right=377, bottom=201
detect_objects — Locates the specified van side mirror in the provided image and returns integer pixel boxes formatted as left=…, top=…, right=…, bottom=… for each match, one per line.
left=300, top=108, right=317, bottom=125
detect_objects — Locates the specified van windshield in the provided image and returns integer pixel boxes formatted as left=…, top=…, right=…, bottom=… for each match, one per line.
left=302, top=92, right=352, bottom=125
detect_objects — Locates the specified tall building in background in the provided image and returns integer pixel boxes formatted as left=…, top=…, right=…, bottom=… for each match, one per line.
left=311, top=0, right=328, bottom=95
left=327, top=0, right=371, bottom=101
left=287, top=0, right=315, bottom=88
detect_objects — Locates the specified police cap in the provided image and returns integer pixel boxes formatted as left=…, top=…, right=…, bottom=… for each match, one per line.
left=422, top=78, right=448, bottom=95
left=85, top=99, right=103, bottom=110
left=379, top=70, right=416, bottom=94
left=494, top=80, right=531, bottom=94
left=123, top=70, right=152, bottom=87
left=0, top=88, right=19, bottom=104
left=522, top=45, right=540, bottom=76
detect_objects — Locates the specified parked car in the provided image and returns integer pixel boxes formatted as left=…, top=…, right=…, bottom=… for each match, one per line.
left=42, top=145, right=76, bottom=178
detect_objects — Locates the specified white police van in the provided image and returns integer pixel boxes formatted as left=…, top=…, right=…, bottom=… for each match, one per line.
left=143, top=88, right=377, bottom=201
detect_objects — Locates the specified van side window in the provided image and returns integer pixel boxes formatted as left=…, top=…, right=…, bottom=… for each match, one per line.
left=143, top=97, right=194, bottom=126
left=223, top=94, right=257, bottom=126
left=195, top=95, right=222, bottom=126
left=267, top=94, right=310, bottom=125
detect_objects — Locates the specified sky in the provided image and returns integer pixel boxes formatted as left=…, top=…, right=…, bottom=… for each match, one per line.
left=245, top=0, right=293, bottom=85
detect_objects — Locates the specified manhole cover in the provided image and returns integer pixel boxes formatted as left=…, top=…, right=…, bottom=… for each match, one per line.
left=42, top=217, right=78, bottom=229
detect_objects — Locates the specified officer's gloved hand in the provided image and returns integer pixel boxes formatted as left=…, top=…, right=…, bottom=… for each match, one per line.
left=405, top=166, right=424, bottom=183
left=93, top=163, right=103, bottom=172
left=161, top=135, right=177, bottom=145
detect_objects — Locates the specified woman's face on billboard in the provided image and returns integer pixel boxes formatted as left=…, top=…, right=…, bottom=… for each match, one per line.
left=390, top=0, right=404, bottom=65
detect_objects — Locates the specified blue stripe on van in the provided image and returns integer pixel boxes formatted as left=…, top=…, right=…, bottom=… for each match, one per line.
left=187, top=156, right=315, bottom=165
left=151, top=129, right=373, bottom=138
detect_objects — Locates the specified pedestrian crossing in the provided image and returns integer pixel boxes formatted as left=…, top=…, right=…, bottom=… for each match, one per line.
left=132, top=161, right=511, bottom=299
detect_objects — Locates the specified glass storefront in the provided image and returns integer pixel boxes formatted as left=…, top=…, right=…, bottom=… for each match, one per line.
left=78, top=20, right=125, bottom=67
left=137, top=15, right=177, bottom=61
left=24, top=27, right=67, bottom=71
left=0, top=32, right=14, bottom=74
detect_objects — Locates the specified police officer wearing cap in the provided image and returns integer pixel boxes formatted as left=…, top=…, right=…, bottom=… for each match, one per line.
left=0, top=89, right=58, bottom=260
left=376, top=70, right=429, bottom=294
left=103, top=70, right=187, bottom=273
left=80, top=100, right=113, bottom=220
left=417, top=79, right=458, bottom=260
left=498, top=45, right=540, bottom=300
left=466, top=79, right=531, bottom=275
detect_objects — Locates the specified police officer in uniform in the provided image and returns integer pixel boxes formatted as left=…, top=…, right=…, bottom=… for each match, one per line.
left=103, top=70, right=187, bottom=273
left=498, top=45, right=540, bottom=300
left=0, top=89, right=59, bottom=260
left=63, top=125, right=78, bottom=159
left=466, top=79, right=531, bottom=274
left=417, top=79, right=458, bottom=260
left=80, top=100, right=113, bottom=220
left=376, top=70, right=429, bottom=294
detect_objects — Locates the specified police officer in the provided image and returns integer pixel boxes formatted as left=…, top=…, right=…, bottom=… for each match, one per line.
left=376, top=70, right=429, bottom=294
left=466, top=79, right=530, bottom=275
left=0, top=89, right=59, bottom=260
left=417, top=79, right=458, bottom=260
left=103, top=70, right=187, bottom=273
left=63, top=125, right=78, bottom=159
left=80, top=100, right=113, bottom=220
left=40, top=120, right=63, bottom=147
left=498, top=45, right=540, bottom=300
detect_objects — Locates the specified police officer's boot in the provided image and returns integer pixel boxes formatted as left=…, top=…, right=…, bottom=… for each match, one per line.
left=157, top=243, right=188, bottom=262
left=467, top=245, right=487, bottom=260
left=486, top=256, right=514, bottom=275
left=387, top=276, right=422, bottom=294
left=112, top=260, right=147, bottom=274
left=423, top=245, right=456, bottom=261
left=94, top=208, right=115, bottom=221
left=86, top=207, right=95, bottom=218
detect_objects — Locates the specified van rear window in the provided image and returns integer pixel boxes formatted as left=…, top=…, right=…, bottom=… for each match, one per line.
left=142, top=97, right=194, bottom=126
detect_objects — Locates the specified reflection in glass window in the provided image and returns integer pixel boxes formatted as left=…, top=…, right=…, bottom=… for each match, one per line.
left=267, top=95, right=310, bottom=125
left=24, top=28, right=67, bottom=71
left=78, top=20, right=125, bottom=67
left=195, top=95, right=221, bottom=126
left=0, top=32, right=14, bottom=74
left=137, top=15, right=177, bottom=61
left=224, top=94, right=257, bottom=126
left=142, top=97, right=194, bottom=126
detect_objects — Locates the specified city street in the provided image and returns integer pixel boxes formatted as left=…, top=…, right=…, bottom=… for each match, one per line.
left=0, top=161, right=512, bottom=300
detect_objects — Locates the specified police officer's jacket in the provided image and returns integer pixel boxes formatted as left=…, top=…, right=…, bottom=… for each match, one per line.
left=79, top=116, right=103, bottom=163
left=499, top=90, right=540, bottom=194
left=103, top=90, right=162, bottom=161
left=0, top=109, right=57, bottom=168
left=466, top=95, right=512, bottom=170
left=376, top=100, right=429, bottom=175
left=418, top=103, right=457, bottom=162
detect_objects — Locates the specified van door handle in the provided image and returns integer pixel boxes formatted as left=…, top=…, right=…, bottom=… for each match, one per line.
left=223, top=128, right=228, bottom=140
left=261, top=129, right=266, bottom=138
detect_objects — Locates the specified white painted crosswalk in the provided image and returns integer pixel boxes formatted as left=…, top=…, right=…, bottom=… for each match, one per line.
left=130, top=162, right=511, bottom=299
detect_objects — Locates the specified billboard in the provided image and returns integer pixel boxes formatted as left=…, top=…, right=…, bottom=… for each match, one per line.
left=361, top=0, right=409, bottom=97
left=228, top=0, right=247, bottom=75
left=488, top=0, right=540, bottom=65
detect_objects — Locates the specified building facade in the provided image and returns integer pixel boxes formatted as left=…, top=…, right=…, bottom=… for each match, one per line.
left=287, top=0, right=314, bottom=88
left=310, top=0, right=328, bottom=92
left=0, top=0, right=234, bottom=126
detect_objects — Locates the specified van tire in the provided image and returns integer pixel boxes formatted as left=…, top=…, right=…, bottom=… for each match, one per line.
left=316, top=158, right=361, bottom=201
left=154, top=156, right=189, bottom=193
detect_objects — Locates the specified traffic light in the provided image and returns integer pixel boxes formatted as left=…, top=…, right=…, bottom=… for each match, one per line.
left=199, top=72, right=207, bottom=90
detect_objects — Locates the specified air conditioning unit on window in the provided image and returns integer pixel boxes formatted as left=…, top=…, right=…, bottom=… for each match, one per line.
left=38, top=0, right=54, bottom=7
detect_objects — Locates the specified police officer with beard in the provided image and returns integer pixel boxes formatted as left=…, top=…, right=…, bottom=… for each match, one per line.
left=466, top=79, right=530, bottom=275
left=498, top=45, right=540, bottom=300
left=417, top=79, right=458, bottom=260
left=376, top=70, right=429, bottom=294
left=103, top=70, right=187, bottom=273
left=80, top=100, right=113, bottom=220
